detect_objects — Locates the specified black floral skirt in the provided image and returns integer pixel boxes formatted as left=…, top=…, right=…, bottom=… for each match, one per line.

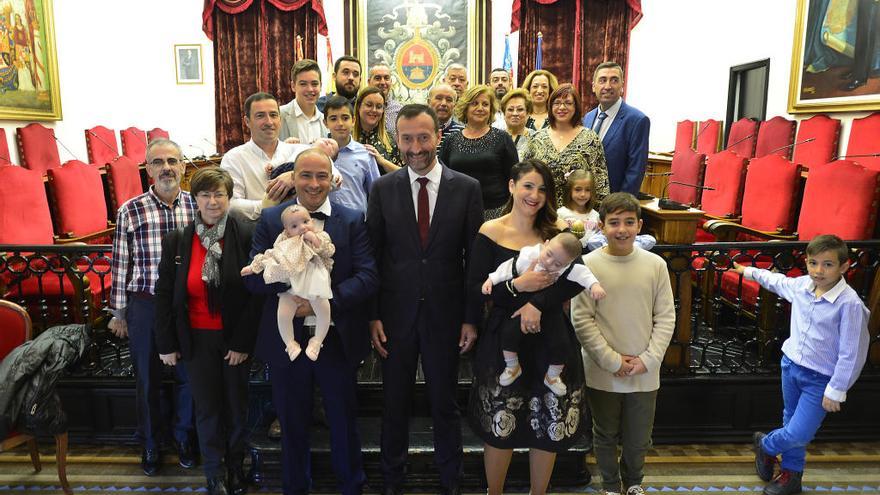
left=467, top=304, right=588, bottom=451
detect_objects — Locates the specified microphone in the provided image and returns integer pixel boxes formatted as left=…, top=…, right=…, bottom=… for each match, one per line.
left=831, top=152, right=880, bottom=161
left=202, top=138, right=220, bottom=156
left=768, top=137, right=815, bottom=156
left=724, top=133, right=754, bottom=151
left=645, top=171, right=673, bottom=177
left=52, top=134, right=83, bottom=162
left=637, top=172, right=674, bottom=200
left=187, top=145, right=220, bottom=166
left=88, top=131, right=121, bottom=164
left=694, top=121, right=711, bottom=140
left=658, top=181, right=715, bottom=210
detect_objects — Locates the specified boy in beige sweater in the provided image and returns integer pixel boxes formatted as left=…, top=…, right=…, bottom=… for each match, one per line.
left=571, top=192, right=676, bottom=495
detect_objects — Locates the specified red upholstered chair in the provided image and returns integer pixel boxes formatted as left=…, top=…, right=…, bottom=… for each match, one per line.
left=47, top=160, right=114, bottom=242
left=0, top=128, right=12, bottom=166
left=666, top=148, right=706, bottom=206
left=695, top=119, right=723, bottom=155
left=0, top=165, right=55, bottom=245
left=754, top=116, right=796, bottom=159
left=120, top=127, right=147, bottom=164
left=147, top=127, right=170, bottom=142
left=106, top=156, right=145, bottom=212
left=674, top=120, right=696, bottom=154
left=845, top=112, right=880, bottom=171
left=85, top=125, right=119, bottom=167
left=0, top=300, right=72, bottom=495
left=791, top=114, right=840, bottom=169
left=725, top=118, right=758, bottom=158
left=16, top=123, right=61, bottom=176
left=694, top=150, right=747, bottom=243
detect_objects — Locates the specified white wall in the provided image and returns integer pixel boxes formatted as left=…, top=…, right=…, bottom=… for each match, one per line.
left=1, top=0, right=216, bottom=165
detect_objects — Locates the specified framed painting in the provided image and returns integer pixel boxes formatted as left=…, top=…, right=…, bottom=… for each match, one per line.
left=345, top=0, right=490, bottom=104
left=0, top=0, right=61, bottom=121
left=788, top=0, right=880, bottom=113
left=175, top=44, right=203, bottom=85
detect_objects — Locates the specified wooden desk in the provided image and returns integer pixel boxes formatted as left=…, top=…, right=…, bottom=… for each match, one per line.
left=640, top=154, right=672, bottom=198
left=640, top=198, right=703, bottom=372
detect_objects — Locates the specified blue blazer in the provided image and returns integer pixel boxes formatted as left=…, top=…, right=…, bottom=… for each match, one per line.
left=244, top=200, right=379, bottom=366
left=582, top=100, right=650, bottom=195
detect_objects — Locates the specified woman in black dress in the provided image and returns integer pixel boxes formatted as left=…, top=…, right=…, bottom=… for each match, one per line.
left=439, top=84, right=519, bottom=219
left=466, top=159, right=588, bottom=495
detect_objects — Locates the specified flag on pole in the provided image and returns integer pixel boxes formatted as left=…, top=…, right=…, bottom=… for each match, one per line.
left=502, top=34, right=513, bottom=81
left=295, top=35, right=304, bottom=62
left=535, top=31, right=543, bottom=70
left=325, top=37, right=335, bottom=93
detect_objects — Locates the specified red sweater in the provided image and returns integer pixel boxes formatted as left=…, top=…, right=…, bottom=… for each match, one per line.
left=187, top=234, right=223, bottom=330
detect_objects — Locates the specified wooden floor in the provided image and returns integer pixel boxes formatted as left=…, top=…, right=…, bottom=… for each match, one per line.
left=0, top=442, right=879, bottom=494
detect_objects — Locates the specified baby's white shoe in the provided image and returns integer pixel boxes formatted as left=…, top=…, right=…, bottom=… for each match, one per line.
left=286, top=341, right=302, bottom=361
left=305, top=337, right=323, bottom=361
left=499, top=365, right=522, bottom=386
left=544, top=374, right=567, bottom=396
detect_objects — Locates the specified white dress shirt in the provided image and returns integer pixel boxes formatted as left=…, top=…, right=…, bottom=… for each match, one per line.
left=280, top=99, right=329, bottom=144
left=594, top=98, right=622, bottom=141
left=407, top=161, right=442, bottom=223
left=220, top=140, right=310, bottom=220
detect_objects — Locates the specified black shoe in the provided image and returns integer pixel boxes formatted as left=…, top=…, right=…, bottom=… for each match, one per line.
left=753, top=432, right=777, bottom=482
left=763, top=469, right=803, bottom=495
left=176, top=440, right=196, bottom=469
left=227, top=464, right=248, bottom=495
left=141, top=448, right=160, bottom=477
left=382, top=486, right=403, bottom=495
left=843, top=79, right=867, bottom=91
left=207, top=477, right=230, bottom=495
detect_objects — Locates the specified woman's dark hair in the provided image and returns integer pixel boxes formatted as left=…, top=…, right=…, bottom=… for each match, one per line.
left=502, top=159, right=560, bottom=240
left=190, top=167, right=234, bottom=197
left=547, top=83, right=583, bottom=128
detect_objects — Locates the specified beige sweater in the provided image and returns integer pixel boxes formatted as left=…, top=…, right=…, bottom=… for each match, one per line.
left=571, top=247, right=676, bottom=393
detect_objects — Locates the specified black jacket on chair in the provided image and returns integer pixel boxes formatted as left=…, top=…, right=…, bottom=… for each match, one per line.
left=154, top=214, right=263, bottom=360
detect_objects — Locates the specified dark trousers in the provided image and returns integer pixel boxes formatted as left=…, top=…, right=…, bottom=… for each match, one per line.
left=853, top=0, right=879, bottom=81
left=270, top=328, right=364, bottom=495
left=380, top=306, right=462, bottom=489
left=126, top=294, right=193, bottom=450
left=501, top=309, right=567, bottom=366
left=186, top=330, right=250, bottom=479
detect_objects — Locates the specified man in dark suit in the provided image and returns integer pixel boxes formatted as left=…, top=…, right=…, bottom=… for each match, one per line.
left=244, top=148, right=379, bottom=495
left=366, top=104, right=484, bottom=495
left=582, top=61, right=650, bottom=195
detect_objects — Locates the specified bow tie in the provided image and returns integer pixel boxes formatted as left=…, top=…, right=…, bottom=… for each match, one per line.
left=309, top=211, right=329, bottom=220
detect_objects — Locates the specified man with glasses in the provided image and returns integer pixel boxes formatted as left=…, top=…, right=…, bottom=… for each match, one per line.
left=582, top=61, right=650, bottom=194
left=109, top=138, right=197, bottom=476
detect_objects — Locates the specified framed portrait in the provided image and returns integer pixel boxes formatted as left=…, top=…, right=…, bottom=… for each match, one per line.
left=788, top=0, right=880, bottom=113
left=175, top=44, right=203, bottom=85
left=345, top=0, right=489, bottom=104
left=0, top=0, right=62, bottom=121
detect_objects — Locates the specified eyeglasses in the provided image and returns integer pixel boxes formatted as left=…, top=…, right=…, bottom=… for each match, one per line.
left=148, top=157, right=181, bottom=167
left=551, top=100, right=575, bottom=108
left=195, top=191, right=228, bottom=200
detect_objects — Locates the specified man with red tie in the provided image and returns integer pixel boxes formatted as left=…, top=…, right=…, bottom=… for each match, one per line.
left=366, top=104, right=483, bottom=495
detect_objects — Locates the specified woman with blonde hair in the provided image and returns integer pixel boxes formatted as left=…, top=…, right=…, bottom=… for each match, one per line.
left=500, top=88, right=536, bottom=160
left=439, top=84, right=518, bottom=219
left=521, top=69, right=559, bottom=131
left=353, top=86, right=401, bottom=174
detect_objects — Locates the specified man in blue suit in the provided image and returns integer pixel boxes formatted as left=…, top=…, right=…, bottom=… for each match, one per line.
left=582, top=62, right=650, bottom=195
left=243, top=148, right=379, bottom=495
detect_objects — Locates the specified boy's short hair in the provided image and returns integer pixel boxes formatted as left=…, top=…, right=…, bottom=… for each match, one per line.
left=554, top=232, right=583, bottom=260
left=291, top=59, right=321, bottom=82
left=599, top=192, right=641, bottom=222
left=323, top=95, right=353, bottom=116
left=806, top=234, right=850, bottom=264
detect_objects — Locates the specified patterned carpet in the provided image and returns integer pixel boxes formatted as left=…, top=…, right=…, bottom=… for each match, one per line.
left=0, top=442, right=878, bottom=494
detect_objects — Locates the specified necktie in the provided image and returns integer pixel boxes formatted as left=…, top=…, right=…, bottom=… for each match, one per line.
left=416, top=177, right=430, bottom=249
left=593, top=111, right=608, bottom=135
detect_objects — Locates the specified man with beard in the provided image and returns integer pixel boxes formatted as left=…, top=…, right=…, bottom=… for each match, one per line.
left=428, top=83, right=462, bottom=152
left=109, top=139, right=198, bottom=476
left=318, top=56, right=362, bottom=112
left=488, top=68, right=512, bottom=129
left=367, top=63, right=403, bottom=138
left=280, top=59, right=329, bottom=144
left=367, top=104, right=483, bottom=495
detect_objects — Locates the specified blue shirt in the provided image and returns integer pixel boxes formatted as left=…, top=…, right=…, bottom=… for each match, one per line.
left=744, top=267, right=870, bottom=402
left=329, top=139, right=380, bottom=213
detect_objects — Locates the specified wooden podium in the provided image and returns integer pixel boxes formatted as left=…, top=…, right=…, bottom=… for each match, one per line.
left=640, top=198, right=704, bottom=372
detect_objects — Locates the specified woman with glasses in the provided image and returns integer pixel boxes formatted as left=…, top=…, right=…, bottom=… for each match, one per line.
left=524, top=84, right=609, bottom=207
left=353, top=86, right=401, bottom=174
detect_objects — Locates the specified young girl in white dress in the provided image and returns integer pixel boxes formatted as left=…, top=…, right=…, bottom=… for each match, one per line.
left=241, top=205, right=335, bottom=361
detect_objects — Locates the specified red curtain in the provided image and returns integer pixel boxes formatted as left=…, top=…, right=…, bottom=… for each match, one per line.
left=204, top=0, right=326, bottom=152
left=513, top=0, right=642, bottom=112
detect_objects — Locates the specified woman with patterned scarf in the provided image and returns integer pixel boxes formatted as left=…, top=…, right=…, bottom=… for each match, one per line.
left=154, top=167, right=263, bottom=495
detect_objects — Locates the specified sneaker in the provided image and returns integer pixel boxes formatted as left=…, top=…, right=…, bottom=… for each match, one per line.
left=753, top=431, right=777, bottom=482
left=763, top=469, right=803, bottom=495
left=543, top=374, right=567, bottom=396
left=499, top=365, right=522, bottom=386
left=626, top=486, right=646, bottom=495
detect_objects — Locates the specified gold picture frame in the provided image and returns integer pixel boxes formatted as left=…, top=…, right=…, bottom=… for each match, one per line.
left=175, top=44, right=203, bottom=85
left=348, top=0, right=488, bottom=103
left=0, top=0, right=62, bottom=121
left=788, top=0, right=880, bottom=113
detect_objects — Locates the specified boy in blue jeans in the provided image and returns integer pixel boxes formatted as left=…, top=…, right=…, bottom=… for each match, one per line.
left=733, top=234, right=870, bottom=495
